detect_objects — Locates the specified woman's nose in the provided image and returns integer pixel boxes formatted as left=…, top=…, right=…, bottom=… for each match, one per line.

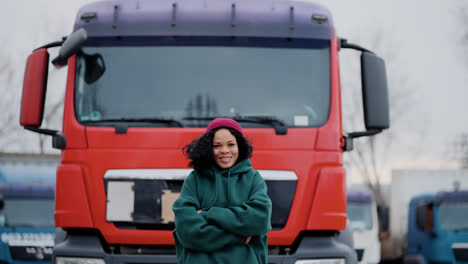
left=221, top=146, right=229, bottom=153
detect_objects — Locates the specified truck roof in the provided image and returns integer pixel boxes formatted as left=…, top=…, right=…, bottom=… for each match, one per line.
left=436, top=190, right=468, bottom=204
left=0, top=183, right=55, bottom=199
left=0, top=166, right=56, bottom=185
left=75, top=0, right=334, bottom=39
left=347, top=190, right=374, bottom=203
left=409, top=193, right=435, bottom=205
left=410, top=190, right=468, bottom=205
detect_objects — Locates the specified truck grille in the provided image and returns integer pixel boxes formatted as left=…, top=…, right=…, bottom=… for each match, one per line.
left=453, top=245, right=468, bottom=262
left=104, top=169, right=297, bottom=230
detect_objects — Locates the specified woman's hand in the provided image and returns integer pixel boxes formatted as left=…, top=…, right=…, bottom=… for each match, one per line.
left=197, top=210, right=202, bottom=213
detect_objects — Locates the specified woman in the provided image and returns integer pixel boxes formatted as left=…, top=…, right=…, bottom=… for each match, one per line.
left=172, top=118, right=272, bottom=264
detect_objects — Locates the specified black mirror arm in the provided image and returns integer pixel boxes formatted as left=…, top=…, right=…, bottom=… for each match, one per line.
left=32, top=39, right=67, bottom=64
left=339, top=38, right=374, bottom=54
left=24, top=126, right=58, bottom=136
left=341, top=129, right=382, bottom=151
left=348, top=129, right=382, bottom=138
left=34, top=40, right=64, bottom=51
left=24, top=126, right=66, bottom=149
left=31, top=39, right=70, bottom=68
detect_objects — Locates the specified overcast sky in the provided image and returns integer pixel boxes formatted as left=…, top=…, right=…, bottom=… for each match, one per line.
left=319, top=0, right=468, bottom=173
left=1, top=0, right=467, bottom=182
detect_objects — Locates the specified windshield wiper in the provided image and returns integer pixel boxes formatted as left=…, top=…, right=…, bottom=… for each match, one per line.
left=234, top=116, right=287, bottom=135
left=184, top=116, right=287, bottom=135
left=82, top=117, right=184, bottom=128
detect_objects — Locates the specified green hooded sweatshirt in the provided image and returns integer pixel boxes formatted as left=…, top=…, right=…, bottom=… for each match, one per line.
left=172, top=159, right=272, bottom=264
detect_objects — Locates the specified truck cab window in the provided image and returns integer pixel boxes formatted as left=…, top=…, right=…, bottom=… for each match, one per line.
left=75, top=38, right=331, bottom=128
left=438, top=202, right=468, bottom=231
left=2, top=199, right=55, bottom=228
left=347, top=202, right=373, bottom=231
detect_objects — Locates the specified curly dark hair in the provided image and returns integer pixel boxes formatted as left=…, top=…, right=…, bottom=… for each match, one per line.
left=182, top=127, right=253, bottom=170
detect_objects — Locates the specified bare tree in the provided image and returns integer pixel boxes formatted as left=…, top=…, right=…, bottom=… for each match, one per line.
left=341, top=28, right=427, bottom=207
left=460, top=134, right=468, bottom=169
left=447, top=133, right=468, bottom=169
left=0, top=48, right=15, bottom=136
left=442, top=3, right=468, bottom=168
left=460, top=3, right=468, bottom=64
left=0, top=45, right=25, bottom=151
left=0, top=10, right=69, bottom=154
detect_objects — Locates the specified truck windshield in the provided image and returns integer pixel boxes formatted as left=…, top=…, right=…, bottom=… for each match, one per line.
left=0, top=199, right=55, bottom=228
left=438, top=202, right=468, bottom=231
left=74, top=38, right=331, bottom=128
left=347, top=202, right=373, bottom=231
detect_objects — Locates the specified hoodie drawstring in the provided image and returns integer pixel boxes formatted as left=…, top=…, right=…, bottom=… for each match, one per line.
left=201, top=168, right=234, bottom=210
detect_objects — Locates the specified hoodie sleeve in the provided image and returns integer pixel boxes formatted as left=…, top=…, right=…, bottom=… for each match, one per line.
left=201, top=171, right=272, bottom=237
left=173, top=172, right=245, bottom=252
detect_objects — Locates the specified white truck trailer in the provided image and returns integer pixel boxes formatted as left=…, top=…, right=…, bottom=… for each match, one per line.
left=347, top=189, right=381, bottom=264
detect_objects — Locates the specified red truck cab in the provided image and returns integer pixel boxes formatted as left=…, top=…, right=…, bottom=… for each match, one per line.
left=20, top=1, right=389, bottom=263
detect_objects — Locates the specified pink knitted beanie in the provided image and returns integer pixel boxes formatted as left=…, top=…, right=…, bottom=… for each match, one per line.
left=206, top=118, right=244, bottom=136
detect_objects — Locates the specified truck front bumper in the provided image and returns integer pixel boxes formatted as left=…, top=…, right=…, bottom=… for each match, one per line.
left=53, top=230, right=357, bottom=264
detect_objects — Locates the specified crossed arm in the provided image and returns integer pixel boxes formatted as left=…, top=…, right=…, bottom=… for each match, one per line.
left=200, top=173, right=272, bottom=237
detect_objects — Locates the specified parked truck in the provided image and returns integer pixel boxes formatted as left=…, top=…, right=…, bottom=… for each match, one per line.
left=381, top=169, right=468, bottom=263
left=404, top=190, right=468, bottom=264
left=19, top=0, right=390, bottom=263
left=347, top=189, right=381, bottom=264
left=0, top=166, right=56, bottom=264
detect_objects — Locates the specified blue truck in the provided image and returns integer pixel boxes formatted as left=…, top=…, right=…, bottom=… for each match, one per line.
left=0, top=166, right=56, bottom=264
left=405, top=190, right=468, bottom=264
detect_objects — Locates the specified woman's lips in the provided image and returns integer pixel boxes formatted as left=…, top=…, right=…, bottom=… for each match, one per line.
left=219, top=157, right=232, bottom=163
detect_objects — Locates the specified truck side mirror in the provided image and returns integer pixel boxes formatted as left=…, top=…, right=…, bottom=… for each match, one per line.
left=19, top=29, right=87, bottom=148
left=52, top=28, right=87, bottom=67
left=425, top=206, right=434, bottom=234
left=415, top=205, right=426, bottom=230
left=416, top=204, right=436, bottom=236
left=339, top=39, right=390, bottom=151
left=361, top=52, right=390, bottom=130
left=20, top=48, right=50, bottom=127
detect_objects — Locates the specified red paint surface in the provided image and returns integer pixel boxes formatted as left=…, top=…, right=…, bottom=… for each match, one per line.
left=55, top=164, right=93, bottom=228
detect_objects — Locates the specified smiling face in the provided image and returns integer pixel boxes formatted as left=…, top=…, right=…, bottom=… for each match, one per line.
left=213, top=128, right=239, bottom=169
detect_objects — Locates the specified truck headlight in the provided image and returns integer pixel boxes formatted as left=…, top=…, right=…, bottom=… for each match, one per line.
left=56, top=257, right=105, bottom=264
left=295, top=259, right=345, bottom=264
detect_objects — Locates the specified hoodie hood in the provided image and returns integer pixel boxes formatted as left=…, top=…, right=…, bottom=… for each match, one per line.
left=199, top=159, right=255, bottom=209
left=201, top=158, right=254, bottom=179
